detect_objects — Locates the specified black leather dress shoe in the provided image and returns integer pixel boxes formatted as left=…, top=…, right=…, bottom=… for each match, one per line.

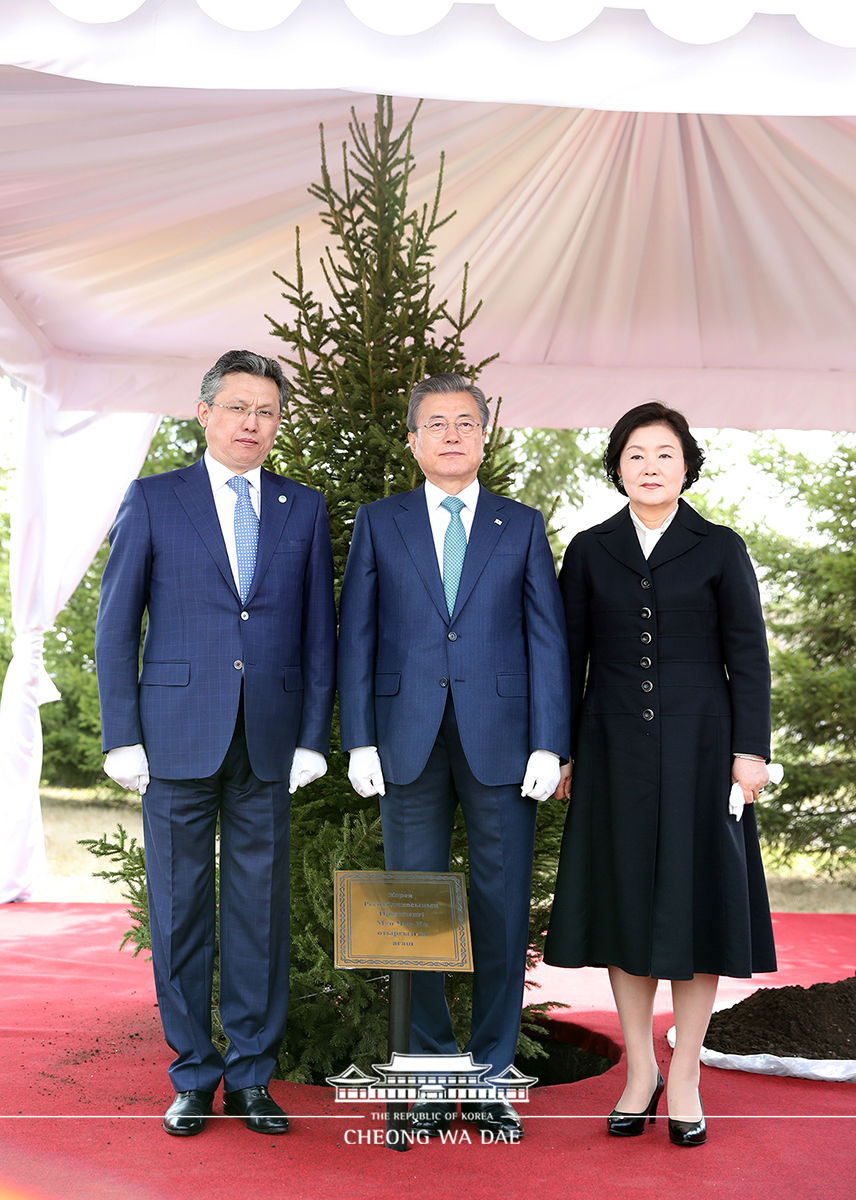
left=461, top=1101, right=523, bottom=1137
left=223, top=1085, right=289, bottom=1134
left=163, top=1089, right=214, bottom=1136
left=409, top=1101, right=454, bottom=1137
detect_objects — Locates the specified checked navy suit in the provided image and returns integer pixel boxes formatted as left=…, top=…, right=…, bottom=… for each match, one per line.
left=337, top=482, right=569, bottom=1075
left=95, top=456, right=336, bottom=1092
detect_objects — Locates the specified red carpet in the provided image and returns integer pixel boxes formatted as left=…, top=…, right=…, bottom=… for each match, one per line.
left=0, top=904, right=853, bottom=1200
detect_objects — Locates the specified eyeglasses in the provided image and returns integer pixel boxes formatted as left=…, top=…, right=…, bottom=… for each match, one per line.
left=419, top=418, right=482, bottom=439
left=209, top=402, right=281, bottom=424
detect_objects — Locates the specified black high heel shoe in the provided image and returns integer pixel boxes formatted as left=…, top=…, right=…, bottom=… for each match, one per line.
left=607, top=1070, right=665, bottom=1137
left=668, top=1094, right=707, bottom=1147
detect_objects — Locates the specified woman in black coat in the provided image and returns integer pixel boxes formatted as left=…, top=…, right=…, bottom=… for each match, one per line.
left=544, top=402, right=776, bottom=1147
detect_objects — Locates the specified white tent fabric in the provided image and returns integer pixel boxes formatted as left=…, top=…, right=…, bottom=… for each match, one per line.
left=0, top=396, right=157, bottom=901
left=7, top=1, right=856, bottom=112
left=2, top=3, right=856, bottom=899
left=2, top=73, right=855, bottom=431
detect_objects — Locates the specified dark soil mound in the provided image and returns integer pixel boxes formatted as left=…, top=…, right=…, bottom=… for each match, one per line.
left=704, top=976, right=856, bottom=1059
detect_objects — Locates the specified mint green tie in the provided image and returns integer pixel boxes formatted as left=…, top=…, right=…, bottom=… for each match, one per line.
left=441, top=495, right=467, bottom=617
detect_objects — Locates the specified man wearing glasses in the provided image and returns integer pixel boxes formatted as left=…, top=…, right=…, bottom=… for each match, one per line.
left=338, top=373, right=569, bottom=1139
left=96, top=350, right=336, bottom=1137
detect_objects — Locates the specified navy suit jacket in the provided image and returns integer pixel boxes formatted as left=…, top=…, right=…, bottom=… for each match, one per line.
left=96, top=457, right=336, bottom=782
left=337, top=483, right=570, bottom=787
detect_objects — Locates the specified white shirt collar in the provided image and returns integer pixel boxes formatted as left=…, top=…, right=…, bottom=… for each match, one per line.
left=424, top=477, right=481, bottom=512
left=204, top=450, right=263, bottom=494
left=629, top=502, right=679, bottom=557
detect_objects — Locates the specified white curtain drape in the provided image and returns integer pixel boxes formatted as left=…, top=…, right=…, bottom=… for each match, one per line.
left=0, top=392, right=156, bottom=902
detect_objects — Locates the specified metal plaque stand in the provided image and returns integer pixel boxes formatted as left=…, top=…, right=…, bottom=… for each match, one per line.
left=333, top=870, right=473, bottom=1153
left=385, top=969, right=411, bottom=1151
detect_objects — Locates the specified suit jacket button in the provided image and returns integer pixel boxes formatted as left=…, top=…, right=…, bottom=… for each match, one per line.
left=640, top=578, right=651, bottom=589
left=642, top=708, right=655, bottom=721
left=640, top=606, right=652, bottom=619
left=641, top=680, right=653, bottom=692
left=439, top=678, right=449, bottom=687
left=241, top=611, right=249, bottom=621
left=640, top=656, right=652, bottom=668
left=447, top=631, right=458, bottom=641
left=233, top=659, right=243, bottom=670
left=640, top=632, right=652, bottom=645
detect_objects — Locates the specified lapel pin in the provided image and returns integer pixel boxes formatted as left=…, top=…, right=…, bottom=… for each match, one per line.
left=494, top=518, right=503, bottom=526
left=278, top=495, right=287, bottom=503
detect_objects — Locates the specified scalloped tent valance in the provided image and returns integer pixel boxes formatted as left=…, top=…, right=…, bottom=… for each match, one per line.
left=40, top=1, right=856, bottom=47
left=5, top=1, right=856, bottom=110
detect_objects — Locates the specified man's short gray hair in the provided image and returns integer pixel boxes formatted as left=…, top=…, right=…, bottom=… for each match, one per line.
left=199, top=350, right=289, bottom=412
left=406, top=373, right=489, bottom=433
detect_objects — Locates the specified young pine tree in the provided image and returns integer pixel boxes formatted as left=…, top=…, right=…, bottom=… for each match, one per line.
left=264, top=97, right=584, bottom=1081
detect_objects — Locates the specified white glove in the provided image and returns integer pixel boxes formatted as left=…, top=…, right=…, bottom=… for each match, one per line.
left=104, top=744, right=150, bottom=796
left=289, top=747, right=328, bottom=794
left=521, top=750, right=561, bottom=802
left=348, top=745, right=386, bottom=798
left=729, top=762, right=784, bottom=821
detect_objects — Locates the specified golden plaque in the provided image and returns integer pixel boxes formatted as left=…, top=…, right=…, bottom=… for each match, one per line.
left=334, top=870, right=473, bottom=972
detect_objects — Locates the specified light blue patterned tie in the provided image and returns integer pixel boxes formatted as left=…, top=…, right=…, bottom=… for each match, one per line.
left=441, top=495, right=467, bottom=617
left=227, top=474, right=259, bottom=602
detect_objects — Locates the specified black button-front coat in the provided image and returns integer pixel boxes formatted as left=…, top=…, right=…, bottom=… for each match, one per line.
left=544, top=500, right=777, bottom=980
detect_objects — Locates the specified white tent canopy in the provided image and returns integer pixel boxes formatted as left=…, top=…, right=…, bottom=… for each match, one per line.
left=3, top=74, right=856, bottom=430
left=2, top=0, right=856, bottom=900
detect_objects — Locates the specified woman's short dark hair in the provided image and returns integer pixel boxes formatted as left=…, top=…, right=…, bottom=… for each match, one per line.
left=603, top=401, right=704, bottom=495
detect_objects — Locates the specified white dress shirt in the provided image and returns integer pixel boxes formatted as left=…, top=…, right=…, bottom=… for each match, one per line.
left=629, top=503, right=679, bottom=560
left=204, top=451, right=262, bottom=595
left=424, top=477, right=480, bottom=581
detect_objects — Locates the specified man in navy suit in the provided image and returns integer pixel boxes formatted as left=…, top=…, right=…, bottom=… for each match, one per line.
left=95, top=350, right=336, bottom=1137
left=337, top=373, right=569, bottom=1138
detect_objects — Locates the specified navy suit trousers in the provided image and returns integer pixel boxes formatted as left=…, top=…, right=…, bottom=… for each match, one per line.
left=142, top=701, right=291, bottom=1092
left=380, top=696, right=538, bottom=1077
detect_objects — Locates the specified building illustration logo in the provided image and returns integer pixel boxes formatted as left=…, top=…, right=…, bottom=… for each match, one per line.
left=326, top=1052, right=537, bottom=1103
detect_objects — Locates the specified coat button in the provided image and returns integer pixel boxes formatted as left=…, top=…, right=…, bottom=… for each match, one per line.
left=640, top=606, right=652, bottom=619
left=240, top=611, right=249, bottom=621
left=640, top=632, right=652, bottom=645
left=233, top=659, right=243, bottom=670
left=440, top=678, right=449, bottom=687
left=640, top=656, right=652, bottom=668
left=447, top=631, right=458, bottom=641
left=642, top=708, right=654, bottom=721
left=641, top=680, right=653, bottom=692
left=640, top=578, right=651, bottom=589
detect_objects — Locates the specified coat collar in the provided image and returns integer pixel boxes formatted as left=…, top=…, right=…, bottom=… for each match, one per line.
left=392, top=484, right=448, bottom=622
left=174, top=458, right=293, bottom=600
left=392, top=483, right=510, bottom=623
left=452, top=487, right=508, bottom=619
left=247, top=468, right=295, bottom=603
left=593, top=498, right=707, bottom=574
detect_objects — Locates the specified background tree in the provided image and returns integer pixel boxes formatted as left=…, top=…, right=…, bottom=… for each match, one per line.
left=508, top=428, right=602, bottom=559
left=741, top=437, right=856, bottom=871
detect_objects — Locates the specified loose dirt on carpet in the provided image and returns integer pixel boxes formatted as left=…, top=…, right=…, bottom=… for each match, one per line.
left=704, top=976, right=856, bottom=1059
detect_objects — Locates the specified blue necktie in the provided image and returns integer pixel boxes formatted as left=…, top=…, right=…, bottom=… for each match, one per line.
left=227, top=474, right=259, bottom=602
left=441, top=495, right=467, bottom=617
